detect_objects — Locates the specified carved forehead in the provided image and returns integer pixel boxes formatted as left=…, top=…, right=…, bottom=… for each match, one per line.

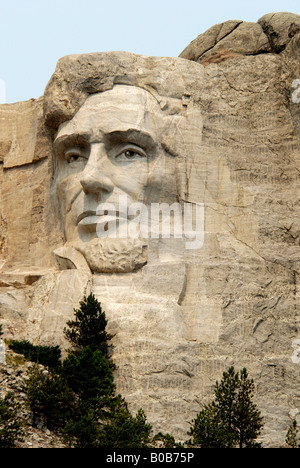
left=55, top=85, right=163, bottom=142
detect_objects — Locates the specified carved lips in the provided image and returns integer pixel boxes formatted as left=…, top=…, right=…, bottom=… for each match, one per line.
left=77, top=209, right=128, bottom=235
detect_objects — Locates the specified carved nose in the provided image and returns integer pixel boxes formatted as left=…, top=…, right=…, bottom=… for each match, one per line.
left=80, top=169, right=114, bottom=195
left=80, top=145, right=114, bottom=195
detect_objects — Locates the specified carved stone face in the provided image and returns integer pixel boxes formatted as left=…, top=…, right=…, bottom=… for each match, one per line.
left=53, top=85, right=177, bottom=272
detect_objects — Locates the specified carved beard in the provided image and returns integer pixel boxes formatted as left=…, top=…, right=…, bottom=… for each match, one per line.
left=70, top=237, right=148, bottom=273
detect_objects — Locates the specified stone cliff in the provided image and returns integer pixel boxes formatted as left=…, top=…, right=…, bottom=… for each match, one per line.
left=0, top=12, right=299, bottom=447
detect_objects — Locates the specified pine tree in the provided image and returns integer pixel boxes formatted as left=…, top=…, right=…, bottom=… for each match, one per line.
left=234, top=368, right=264, bottom=448
left=64, top=293, right=113, bottom=358
left=0, top=393, right=25, bottom=448
left=188, top=367, right=264, bottom=448
left=187, top=402, right=228, bottom=448
left=286, top=420, right=300, bottom=448
left=99, top=402, right=153, bottom=449
left=24, top=364, right=75, bottom=430
left=62, top=346, right=115, bottom=415
left=214, top=366, right=239, bottom=447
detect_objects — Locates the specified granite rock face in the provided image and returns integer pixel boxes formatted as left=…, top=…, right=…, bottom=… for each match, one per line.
left=0, top=12, right=300, bottom=447
left=180, top=11, right=300, bottom=63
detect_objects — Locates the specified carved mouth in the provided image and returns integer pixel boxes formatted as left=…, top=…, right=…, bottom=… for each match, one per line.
left=77, top=210, right=128, bottom=228
left=77, top=211, right=97, bottom=224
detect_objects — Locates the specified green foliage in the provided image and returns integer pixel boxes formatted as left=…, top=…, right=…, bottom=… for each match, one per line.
left=63, top=400, right=153, bottom=449
left=153, top=432, right=184, bottom=448
left=100, top=404, right=153, bottom=449
left=24, top=364, right=75, bottom=430
left=0, top=324, right=3, bottom=338
left=286, top=420, right=300, bottom=448
left=9, top=340, right=61, bottom=370
left=0, top=393, right=25, bottom=448
left=62, top=346, right=115, bottom=414
left=64, top=293, right=113, bottom=358
left=188, top=367, right=264, bottom=448
left=188, top=403, right=227, bottom=448
left=232, top=368, right=264, bottom=448
left=62, top=411, right=104, bottom=449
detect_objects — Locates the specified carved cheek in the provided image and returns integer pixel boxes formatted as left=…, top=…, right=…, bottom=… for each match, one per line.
left=56, top=172, right=82, bottom=214
left=109, top=162, right=150, bottom=202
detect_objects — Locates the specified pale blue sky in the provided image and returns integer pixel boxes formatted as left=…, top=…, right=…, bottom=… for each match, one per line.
left=0, top=0, right=299, bottom=103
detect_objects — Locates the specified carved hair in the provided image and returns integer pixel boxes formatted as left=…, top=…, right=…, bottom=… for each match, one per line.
left=43, top=51, right=202, bottom=133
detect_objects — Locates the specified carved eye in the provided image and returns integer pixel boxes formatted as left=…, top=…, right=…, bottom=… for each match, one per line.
left=64, top=149, right=87, bottom=164
left=116, top=146, right=147, bottom=161
left=124, top=150, right=141, bottom=159
left=68, top=154, right=80, bottom=163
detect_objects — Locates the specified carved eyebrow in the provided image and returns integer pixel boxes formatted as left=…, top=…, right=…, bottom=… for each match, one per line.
left=104, top=129, right=157, bottom=151
left=53, top=133, right=90, bottom=153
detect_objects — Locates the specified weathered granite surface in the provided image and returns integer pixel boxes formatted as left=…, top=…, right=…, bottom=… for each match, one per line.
left=0, top=12, right=299, bottom=447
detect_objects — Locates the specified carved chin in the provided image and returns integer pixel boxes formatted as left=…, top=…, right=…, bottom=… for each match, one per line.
left=71, top=238, right=148, bottom=273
